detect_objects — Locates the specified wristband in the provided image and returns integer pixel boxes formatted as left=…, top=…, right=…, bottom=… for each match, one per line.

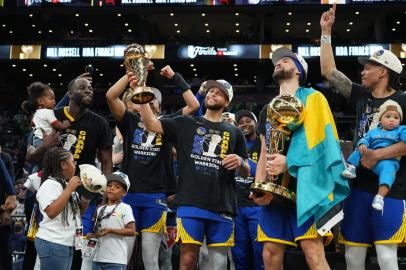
left=172, top=72, right=191, bottom=93
left=321, top=35, right=331, bottom=44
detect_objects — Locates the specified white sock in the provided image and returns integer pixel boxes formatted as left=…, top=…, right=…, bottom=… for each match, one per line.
left=376, top=244, right=399, bottom=270
left=208, top=246, right=229, bottom=270
left=142, top=231, right=163, bottom=270
left=345, top=245, right=367, bottom=270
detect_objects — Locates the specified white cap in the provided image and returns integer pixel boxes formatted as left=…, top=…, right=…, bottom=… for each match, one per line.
left=79, top=164, right=107, bottom=194
left=205, top=79, right=233, bottom=102
left=271, top=47, right=308, bottom=82
left=221, top=112, right=237, bottom=125
left=358, top=49, right=403, bottom=74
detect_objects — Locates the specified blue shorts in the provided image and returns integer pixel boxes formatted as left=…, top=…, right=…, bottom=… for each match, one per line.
left=257, top=204, right=333, bottom=247
left=176, top=206, right=234, bottom=247
left=123, top=192, right=167, bottom=234
left=339, top=188, right=406, bottom=247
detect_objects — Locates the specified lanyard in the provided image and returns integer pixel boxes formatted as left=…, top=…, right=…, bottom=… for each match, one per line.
left=93, top=203, right=120, bottom=234
left=71, top=191, right=81, bottom=229
left=61, top=178, right=81, bottom=228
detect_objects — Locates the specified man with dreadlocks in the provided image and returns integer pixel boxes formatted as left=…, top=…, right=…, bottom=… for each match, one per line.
left=35, top=147, right=82, bottom=270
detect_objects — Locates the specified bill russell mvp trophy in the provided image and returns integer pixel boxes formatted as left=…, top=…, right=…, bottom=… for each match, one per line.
left=251, top=94, right=305, bottom=208
left=123, top=43, right=155, bottom=104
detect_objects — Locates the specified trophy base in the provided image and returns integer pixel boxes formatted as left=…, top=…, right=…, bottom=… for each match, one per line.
left=251, top=182, right=296, bottom=208
left=131, top=86, right=155, bottom=104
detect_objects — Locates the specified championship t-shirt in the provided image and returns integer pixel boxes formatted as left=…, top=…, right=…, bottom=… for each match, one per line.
left=349, top=83, right=406, bottom=199
left=235, top=137, right=261, bottom=207
left=117, top=111, right=176, bottom=194
left=160, top=115, right=248, bottom=216
left=54, top=107, right=113, bottom=166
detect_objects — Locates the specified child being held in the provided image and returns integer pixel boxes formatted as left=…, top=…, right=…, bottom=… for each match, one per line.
left=342, top=99, right=406, bottom=211
left=88, top=172, right=135, bottom=270
left=22, top=82, right=71, bottom=147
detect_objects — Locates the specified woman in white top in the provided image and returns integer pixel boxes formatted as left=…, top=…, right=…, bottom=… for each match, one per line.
left=35, top=147, right=82, bottom=270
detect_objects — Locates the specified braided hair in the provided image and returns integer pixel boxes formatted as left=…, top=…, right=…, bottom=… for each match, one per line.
left=388, top=69, right=401, bottom=91
left=21, top=82, right=52, bottom=117
left=41, top=147, right=74, bottom=226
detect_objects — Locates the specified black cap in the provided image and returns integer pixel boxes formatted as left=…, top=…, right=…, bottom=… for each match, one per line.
left=235, top=110, right=257, bottom=124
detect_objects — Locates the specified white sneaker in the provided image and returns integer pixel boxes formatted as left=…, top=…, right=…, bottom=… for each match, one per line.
left=372, top=195, right=384, bottom=211
left=342, top=164, right=356, bottom=179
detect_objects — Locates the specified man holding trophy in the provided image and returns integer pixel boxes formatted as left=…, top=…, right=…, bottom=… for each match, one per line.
left=251, top=47, right=350, bottom=270
left=106, top=44, right=199, bottom=270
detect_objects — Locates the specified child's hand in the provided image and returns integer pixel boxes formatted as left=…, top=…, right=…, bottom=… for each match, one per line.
left=61, top=120, right=71, bottom=129
left=97, top=228, right=113, bottom=237
left=66, top=176, right=82, bottom=192
left=359, top=144, right=368, bottom=154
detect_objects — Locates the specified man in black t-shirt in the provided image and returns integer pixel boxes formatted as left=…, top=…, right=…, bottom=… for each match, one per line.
left=321, top=5, right=406, bottom=269
left=106, top=65, right=199, bottom=270
left=26, top=77, right=113, bottom=270
left=139, top=79, right=250, bottom=270
left=27, top=78, right=113, bottom=176
left=231, top=110, right=263, bottom=270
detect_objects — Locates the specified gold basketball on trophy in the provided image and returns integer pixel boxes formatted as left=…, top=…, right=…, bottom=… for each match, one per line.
left=251, top=94, right=305, bottom=208
left=123, top=43, right=155, bottom=104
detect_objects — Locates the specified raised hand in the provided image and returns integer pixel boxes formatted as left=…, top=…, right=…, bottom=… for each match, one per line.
left=320, top=3, right=336, bottom=33
left=160, top=65, right=175, bottom=79
left=198, top=81, right=208, bottom=96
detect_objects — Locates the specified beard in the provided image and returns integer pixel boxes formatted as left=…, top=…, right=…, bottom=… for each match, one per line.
left=205, top=100, right=224, bottom=111
left=72, top=94, right=92, bottom=109
left=206, top=103, right=223, bottom=111
left=272, top=67, right=296, bottom=83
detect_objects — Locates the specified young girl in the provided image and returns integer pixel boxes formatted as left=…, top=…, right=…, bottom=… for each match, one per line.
left=90, top=172, right=135, bottom=270
left=21, top=82, right=71, bottom=148
left=34, top=147, right=82, bottom=270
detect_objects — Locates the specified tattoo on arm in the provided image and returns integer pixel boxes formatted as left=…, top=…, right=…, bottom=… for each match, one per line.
left=329, top=69, right=352, bottom=99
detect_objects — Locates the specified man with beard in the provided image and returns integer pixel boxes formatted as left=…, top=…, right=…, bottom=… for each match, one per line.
left=138, top=79, right=250, bottom=270
left=320, top=4, right=406, bottom=270
left=251, top=47, right=349, bottom=270
left=27, top=78, right=113, bottom=174
left=26, top=77, right=113, bottom=270
left=231, top=110, right=263, bottom=270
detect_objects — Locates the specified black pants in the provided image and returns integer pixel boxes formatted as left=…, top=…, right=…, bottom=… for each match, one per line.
left=22, top=239, right=37, bottom=270
left=0, top=225, right=12, bottom=270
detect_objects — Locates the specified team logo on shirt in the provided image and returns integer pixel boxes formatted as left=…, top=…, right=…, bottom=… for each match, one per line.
left=58, top=129, right=86, bottom=160
left=132, top=128, right=163, bottom=162
left=196, top=127, right=206, bottom=136
left=190, top=128, right=231, bottom=175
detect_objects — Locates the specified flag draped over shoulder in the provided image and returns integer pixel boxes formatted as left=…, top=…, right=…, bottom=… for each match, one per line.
left=287, top=87, right=350, bottom=227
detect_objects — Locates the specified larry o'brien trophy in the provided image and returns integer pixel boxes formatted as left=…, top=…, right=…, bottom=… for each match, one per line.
left=251, top=95, right=305, bottom=208
left=123, top=43, right=155, bottom=104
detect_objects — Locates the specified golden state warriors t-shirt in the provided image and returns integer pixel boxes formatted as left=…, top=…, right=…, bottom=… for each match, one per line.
left=117, top=111, right=176, bottom=194
left=161, top=115, right=248, bottom=216
left=54, top=107, right=113, bottom=167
